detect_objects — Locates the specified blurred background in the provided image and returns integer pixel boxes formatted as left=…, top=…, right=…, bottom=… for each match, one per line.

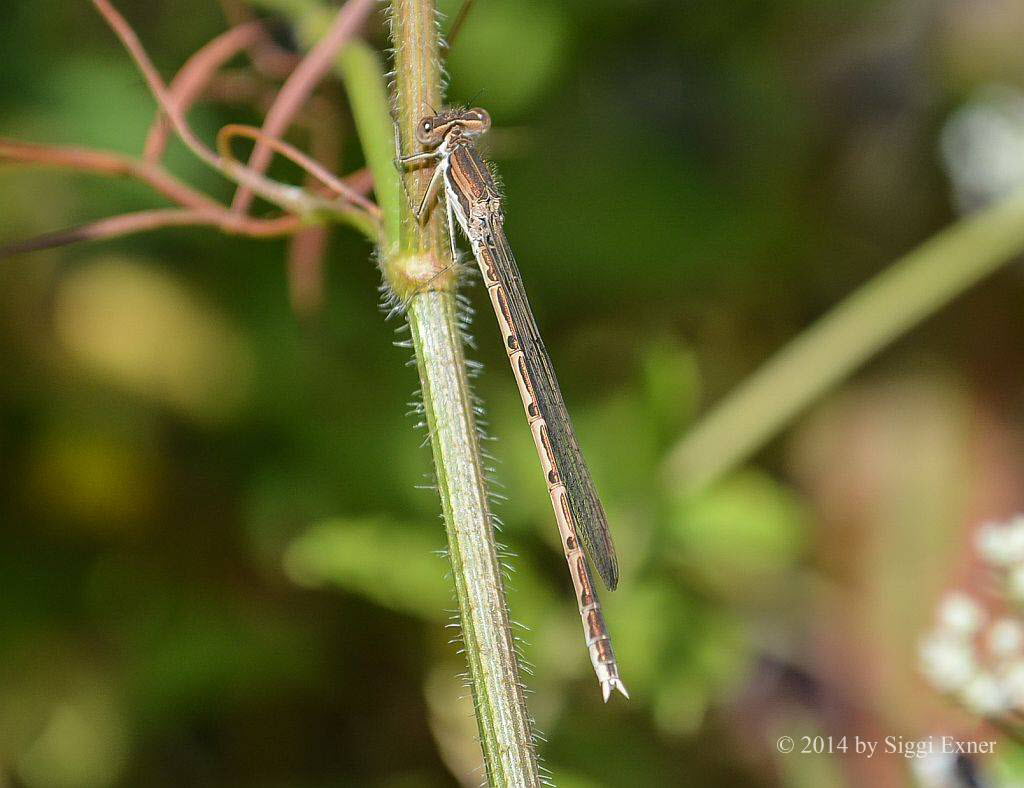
left=3, top=0, right=1024, bottom=785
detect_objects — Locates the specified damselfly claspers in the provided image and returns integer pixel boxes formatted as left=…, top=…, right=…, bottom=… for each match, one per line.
left=400, top=107, right=628, bottom=701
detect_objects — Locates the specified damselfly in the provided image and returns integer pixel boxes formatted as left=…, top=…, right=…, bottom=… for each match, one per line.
left=400, top=107, right=628, bottom=701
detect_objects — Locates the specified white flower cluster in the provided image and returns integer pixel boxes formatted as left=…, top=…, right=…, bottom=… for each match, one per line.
left=976, top=516, right=1024, bottom=596
left=919, top=516, right=1024, bottom=718
left=940, top=85, right=1024, bottom=212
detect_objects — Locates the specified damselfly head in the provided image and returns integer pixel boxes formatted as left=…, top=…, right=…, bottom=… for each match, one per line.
left=415, top=107, right=491, bottom=147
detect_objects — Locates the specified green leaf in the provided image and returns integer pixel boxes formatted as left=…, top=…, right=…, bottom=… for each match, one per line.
left=284, top=517, right=451, bottom=621
left=670, top=471, right=806, bottom=597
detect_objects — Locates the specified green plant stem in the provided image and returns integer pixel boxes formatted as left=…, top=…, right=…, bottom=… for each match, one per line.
left=407, top=292, right=540, bottom=787
left=387, top=2, right=540, bottom=784
left=667, top=187, right=1024, bottom=494
left=249, top=1, right=400, bottom=246
left=249, top=2, right=538, bottom=779
left=382, top=0, right=540, bottom=777
left=334, top=41, right=402, bottom=249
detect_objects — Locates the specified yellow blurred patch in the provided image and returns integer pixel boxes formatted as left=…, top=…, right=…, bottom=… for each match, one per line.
left=53, top=259, right=254, bottom=424
left=26, top=424, right=157, bottom=534
left=13, top=677, right=128, bottom=788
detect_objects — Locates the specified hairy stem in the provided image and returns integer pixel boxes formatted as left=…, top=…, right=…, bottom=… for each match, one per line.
left=252, top=0, right=539, bottom=778
left=385, top=1, right=541, bottom=784
left=667, top=187, right=1024, bottom=493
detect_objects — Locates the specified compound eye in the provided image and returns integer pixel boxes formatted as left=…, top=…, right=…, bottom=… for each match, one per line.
left=415, top=118, right=437, bottom=144
left=466, top=108, right=491, bottom=130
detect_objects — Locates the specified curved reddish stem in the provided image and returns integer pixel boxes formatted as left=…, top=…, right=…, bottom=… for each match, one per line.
left=230, top=0, right=377, bottom=214
left=0, top=208, right=303, bottom=259
left=217, top=124, right=380, bottom=217
left=216, top=0, right=300, bottom=78
left=0, top=138, right=220, bottom=210
left=143, top=20, right=265, bottom=162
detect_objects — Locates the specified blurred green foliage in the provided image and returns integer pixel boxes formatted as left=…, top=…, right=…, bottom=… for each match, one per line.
left=2, top=0, right=1024, bottom=785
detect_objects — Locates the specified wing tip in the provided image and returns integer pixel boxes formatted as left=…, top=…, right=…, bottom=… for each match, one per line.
left=599, top=556, right=619, bottom=591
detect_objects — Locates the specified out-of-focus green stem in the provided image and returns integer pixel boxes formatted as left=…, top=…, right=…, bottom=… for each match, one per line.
left=387, top=2, right=540, bottom=785
left=667, top=187, right=1024, bottom=494
left=335, top=41, right=402, bottom=250
left=248, top=0, right=333, bottom=43
left=247, top=0, right=398, bottom=246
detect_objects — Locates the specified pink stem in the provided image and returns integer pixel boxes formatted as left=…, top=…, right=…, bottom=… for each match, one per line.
left=1, top=208, right=303, bottom=259
left=230, top=0, right=377, bottom=214
left=143, top=20, right=265, bottom=162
